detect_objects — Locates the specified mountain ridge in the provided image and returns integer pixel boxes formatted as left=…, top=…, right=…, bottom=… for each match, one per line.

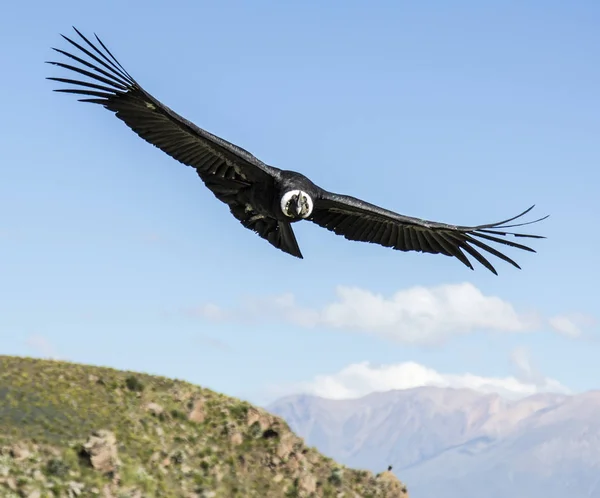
left=268, top=386, right=600, bottom=498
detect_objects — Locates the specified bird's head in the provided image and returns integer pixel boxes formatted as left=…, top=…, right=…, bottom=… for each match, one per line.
left=281, top=190, right=313, bottom=219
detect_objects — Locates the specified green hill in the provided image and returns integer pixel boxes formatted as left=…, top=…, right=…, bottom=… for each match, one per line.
left=0, top=355, right=408, bottom=497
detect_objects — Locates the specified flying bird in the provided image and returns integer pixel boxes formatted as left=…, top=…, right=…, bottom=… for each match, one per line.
left=47, top=28, right=548, bottom=275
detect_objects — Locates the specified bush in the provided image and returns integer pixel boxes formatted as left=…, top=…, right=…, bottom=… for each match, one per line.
left=46, top=457, right=69, bottom=477
left=329, top=467, right=344, bottom=487
left=125, top=375, right=144, bottom=392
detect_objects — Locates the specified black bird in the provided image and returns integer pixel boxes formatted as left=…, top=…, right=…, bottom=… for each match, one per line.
left=47, top=28, right=548, bottom=275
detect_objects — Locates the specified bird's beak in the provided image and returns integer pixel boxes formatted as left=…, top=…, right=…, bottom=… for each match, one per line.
left=296, top=197, right=303, bottom=215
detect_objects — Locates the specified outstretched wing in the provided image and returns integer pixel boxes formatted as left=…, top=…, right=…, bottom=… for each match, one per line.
left=309, top=192, right=548, bottom=274
left=46, top=27, right=300, bottom=257
left=46, top=28, right=279, bottom=182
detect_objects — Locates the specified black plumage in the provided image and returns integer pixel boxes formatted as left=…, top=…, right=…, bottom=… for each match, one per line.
left=47, top=28, right=548, bottom=275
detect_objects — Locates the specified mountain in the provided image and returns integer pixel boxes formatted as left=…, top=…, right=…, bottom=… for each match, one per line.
left=0, top=356, right=408, bottom=498
left=268, top=387, right=600, bottom=498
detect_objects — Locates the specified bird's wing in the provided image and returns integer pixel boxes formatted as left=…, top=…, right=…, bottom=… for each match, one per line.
left=309, top=192, right=548, bottom=274
left=46, top=27, right=280, bottom=185
left=46, top=28, right=301, bottom=257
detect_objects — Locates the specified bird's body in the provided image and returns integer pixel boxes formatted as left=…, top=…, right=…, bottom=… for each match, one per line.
left=47, top=28, right=548, bottom=274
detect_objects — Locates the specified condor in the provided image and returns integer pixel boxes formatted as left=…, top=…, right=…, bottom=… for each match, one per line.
left=47, top=28, right=548, bottom=275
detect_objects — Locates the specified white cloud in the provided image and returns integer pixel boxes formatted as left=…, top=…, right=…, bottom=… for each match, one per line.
left=188, top=282, right=584, bottom=345
left=311, top=283, right=538, bottom=343
left=270, top=359, right=571, bottom=401
left=25, top=334, right=60, bottom=360
left=548, top=313, right=595, bottom=338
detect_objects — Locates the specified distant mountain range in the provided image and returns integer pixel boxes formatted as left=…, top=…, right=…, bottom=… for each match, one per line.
left=268, top=387, right=600, bottom=498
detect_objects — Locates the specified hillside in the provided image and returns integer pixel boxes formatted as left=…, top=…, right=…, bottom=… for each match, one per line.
left=269, top=388, right=600, bottom=498
left=0, top=356, right=408, bottom=498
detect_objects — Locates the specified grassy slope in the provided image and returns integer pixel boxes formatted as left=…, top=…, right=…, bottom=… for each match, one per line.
left=0, top=355, right=408, bottom=497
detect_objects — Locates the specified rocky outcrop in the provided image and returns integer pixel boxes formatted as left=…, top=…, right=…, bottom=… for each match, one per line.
left=81, top=430, right=120, bottom=474
left=188, top=397, right=206, bottom=423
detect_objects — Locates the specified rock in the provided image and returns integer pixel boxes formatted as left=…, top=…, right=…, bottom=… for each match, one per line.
left=188, top=397, right=205, bottom=423
left=1, top=476, right=17, bottom=490
left=286, top=454, right=300, bottom=473
left=47, top=446, right=62, bottom=457
left=9, top=442, right=30, bottom=460
left=102, top=483, right=114, bottom=498
left=376, top=470, right=409, bottom=497
left=229, top=431, right=243, bottom=446
left=145, top=402, right=164, bottom=416
left=26, top=490, right=42, bottom=498
left=82, top=430, right=120, bottom=474
left=68, top=481, right=85, bottom=497
left=246, top=407, right=274, bottom=431
left=276, top=433, right=298, bottom=460
left=305, top=449, right=320, bottom=465
left=298, top=473, right=317, bottom=495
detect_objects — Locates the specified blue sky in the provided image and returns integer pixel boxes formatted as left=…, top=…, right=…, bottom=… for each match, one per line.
left=1, top=0, right=598, bottom=405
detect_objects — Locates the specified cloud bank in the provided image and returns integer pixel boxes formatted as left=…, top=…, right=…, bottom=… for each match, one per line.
left=269, top=353, right=570, bottom=401
left=188, top=282, right=591, bottom=345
